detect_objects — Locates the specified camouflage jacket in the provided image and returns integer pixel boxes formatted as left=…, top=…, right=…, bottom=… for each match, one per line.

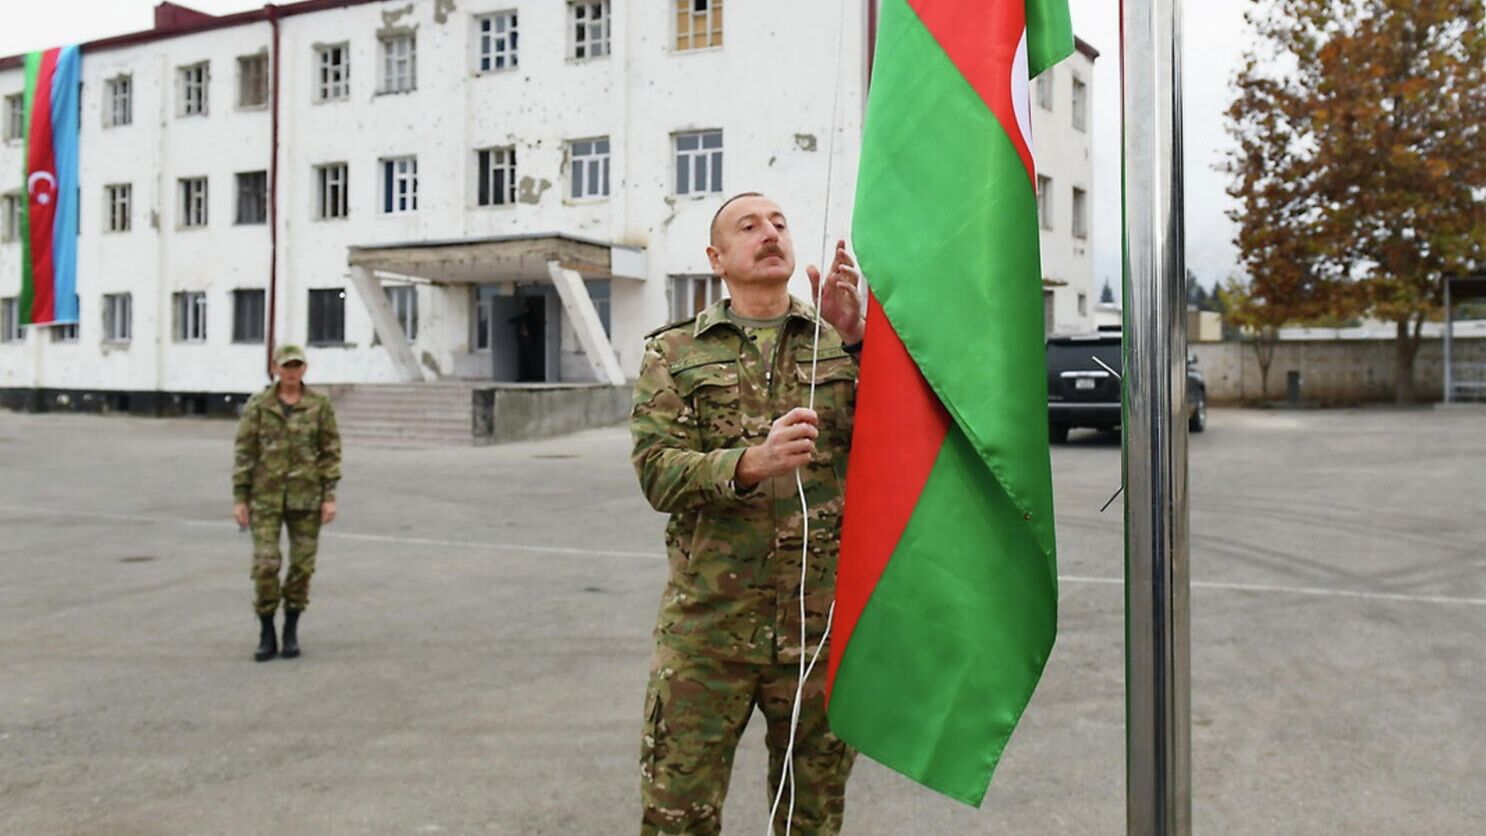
left=631, top=296, right=859, bottom=664
left=233, top=383, right=342, bottom=511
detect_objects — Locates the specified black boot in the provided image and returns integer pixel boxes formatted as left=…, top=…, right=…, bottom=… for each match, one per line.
left=280, top=608, right=302, bottom=659
left=254, top=613, right=277, bottom=662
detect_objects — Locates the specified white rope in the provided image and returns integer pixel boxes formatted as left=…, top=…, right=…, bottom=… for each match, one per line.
left=768, top=1, right=851, bottom=832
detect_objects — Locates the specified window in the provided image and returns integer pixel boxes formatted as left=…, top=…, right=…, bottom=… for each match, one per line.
left=1043, top=289, right=1055, bottom=335
left=3, top=93, right=22, bottom=141
left=675, top=0, right=723, bottom=51
left=1071, top=75, right=1087, bottom=132
left=476, top=12, right=519, bottom=72
left=103, top=293, right=132, bottom=343
left=180, top=177, right=208, bottom=227
left=477, top=146, right=517, bottom=207
left=173, top=291, right=207, bottom=342
left=106, top=76, right=132, bottom=127
left=317, top=44, right=350, bottom=101
left=381, top=156, right=418, bottom=214
left=675, top=130, right=723, bottom=195
left=2, top=193, right=20, bottom=242
left=587, top=279, right=612, bottom=336
left=571, top=2, right=610, bottom=59
left=380, top=34, right=417, bottom=93
left=236, top=171, right=268, bottom=225
left=385, top=285, right=417, bottom=340
left=670, top=274, right=724, bottom=320
left=473, top=291, right=491, bottom=350
left=232, top=289, right=266, bottom=343
left=1078, top=293, right=1088, bottom=318
left=238, top=53, right=269, bottom=108
left=51, top=318, right=79, bottom=343
left=316, top=163, right=349, bottom=219
left=1037, top=175, right=1053, bottom=231
left=1036, top=71, right=1054, bottom=111
left=179, top=62, right=209, bottom=116
left=1, top=297, right=23, bottom=342
left=1072, top=186, right=1088, bottom=239
left=106, top=184, right=131, bottom=233
left=307, top=288, right=346, bottom=345
left=568, top=137, right=610, bottom=200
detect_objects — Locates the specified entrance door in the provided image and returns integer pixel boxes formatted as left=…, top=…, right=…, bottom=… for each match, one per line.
left=488, top=295, right=522, bottom=382
left=515, top=295, right=546, bottom=382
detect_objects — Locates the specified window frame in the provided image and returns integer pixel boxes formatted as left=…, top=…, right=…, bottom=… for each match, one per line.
left=475, top=11, right=520, bottom=73
left=307, top=288, right=347, bottom=346
left=1036, top=70, right=1054, bottom=111
left=105, top=75, right=133, bottom=128
left=1, top=192, right=21, bottom=242
left=3, top=93, right=23, bottom=141
left=178, top=61, right=210, bottom=117
left=235, top=171, right=269, bottom=226
left=570, top=1, right=611, bottom=60
left=385, top=284, right=418, bottom=341
left=476, top=146, right=518, bottom=207
left=379, top=33, right=417, bottom=94
left=669, top=274, right=725, bottom=321
left=316, top=43, right=351, bottom=102
left=232, top=288, right=267, bottom=344
left=237, top=52, right=270, bottom=110
left=1071, top=74, right=1088, bottom=132
left=1037, top=175, right=1054, bottom=231
left=316, top=162, right=350, bottom=219
left=381, top=156, right=419, bottom=214
left=0, top=297, right=24, bottom=343
left=674, top=129, right=723, bottom=196
left=105, top=184, right=132, bottom=233
left=1071, top=186, right=1089, bottom=240
left=173, top=291, right=208, bottom=343
left=567, top=137, right=611, bottom=201
left=179, top=177, right=209, bottom=228
left=674, top=0, right=724, bottom=52
left=103, top=293, right=132, bottom=343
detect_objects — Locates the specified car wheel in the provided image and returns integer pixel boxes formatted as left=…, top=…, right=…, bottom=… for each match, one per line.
left=1189, top=390, right=1206, bottom=433
left=1049, top=423, right=1070, bottom=444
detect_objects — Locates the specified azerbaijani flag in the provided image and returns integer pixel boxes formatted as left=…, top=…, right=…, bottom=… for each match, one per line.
left=826, top=0, right=1072, bottom=807
left=19, top=46, right=82, bottom=326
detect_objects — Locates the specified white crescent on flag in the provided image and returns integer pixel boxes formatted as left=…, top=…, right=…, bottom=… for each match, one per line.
left=28, top=171, right=57, bottom=205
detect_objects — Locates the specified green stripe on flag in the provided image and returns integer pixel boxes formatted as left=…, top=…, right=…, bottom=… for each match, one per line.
left=18, top=52, right=40, bottom=324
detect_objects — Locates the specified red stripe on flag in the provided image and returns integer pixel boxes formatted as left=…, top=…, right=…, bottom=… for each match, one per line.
left=828, top=296, right=951, bottom=700
left=907, top=0, right=1033, bottom=182
left=26, top=48, right=60, bottom=325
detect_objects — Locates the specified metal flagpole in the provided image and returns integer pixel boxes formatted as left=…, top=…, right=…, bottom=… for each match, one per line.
left=1120, top=0, right=1191, bottom=833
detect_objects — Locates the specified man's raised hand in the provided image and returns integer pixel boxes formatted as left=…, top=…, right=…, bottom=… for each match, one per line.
left=807, top=239, right=866, bottom=345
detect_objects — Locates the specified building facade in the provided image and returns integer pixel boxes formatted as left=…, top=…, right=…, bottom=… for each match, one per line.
left=0, top=0, right=1095, bottom=411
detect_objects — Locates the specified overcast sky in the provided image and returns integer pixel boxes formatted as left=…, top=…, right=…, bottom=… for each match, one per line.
left=1, top=0, right=1253, bottom=295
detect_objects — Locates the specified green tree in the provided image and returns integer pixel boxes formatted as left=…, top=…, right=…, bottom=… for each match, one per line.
left=1225, top=0, right=1486, bottom=402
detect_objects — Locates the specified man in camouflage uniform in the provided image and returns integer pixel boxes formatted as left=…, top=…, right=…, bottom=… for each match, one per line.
left=631, top=192, right=867, bottom=834
left=233, top=344, right=342, bottom=662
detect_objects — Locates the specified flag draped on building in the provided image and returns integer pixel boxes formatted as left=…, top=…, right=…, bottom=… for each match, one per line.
left=19, top=46, right=82, bottom=327
left=826, top=0, right=1072, bottom=807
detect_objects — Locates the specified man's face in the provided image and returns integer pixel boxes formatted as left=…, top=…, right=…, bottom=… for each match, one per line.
left=276, top=360, right=306, bottom=385
left=707, top=195, right=795, bottom=289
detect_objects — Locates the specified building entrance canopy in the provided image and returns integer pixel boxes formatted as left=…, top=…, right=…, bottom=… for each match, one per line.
left=346, top=234, right=642, bottom=384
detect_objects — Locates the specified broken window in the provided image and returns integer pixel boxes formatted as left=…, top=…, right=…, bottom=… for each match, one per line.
left=380, top=33, right=417, bottom=93
left=477, top=12, right=519, bottom=72
left=675, top=0, right=723, bottom=51
left=106, top=76, right=132, bottom=127
left=178, top=62, right=209, bottom=116
left=316, top=163, right=349, bottom=219
left=173, top=291, right=208, bottom=343
left=180, top=177, right=208, bottom=228
left=106, top=184, right=131, bottom=233
left=571, top=2, right=610, bottom=59
left=477, top=146, right=517, bottom=206
left=317, top=43, right=350, bottom=101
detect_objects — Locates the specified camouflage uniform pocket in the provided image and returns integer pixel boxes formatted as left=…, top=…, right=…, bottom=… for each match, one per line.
left=673, top=360, right=742, bottom=450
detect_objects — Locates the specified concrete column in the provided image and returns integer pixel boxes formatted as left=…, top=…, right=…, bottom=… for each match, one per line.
left=349, top=266, right=426, bottom=382
left=546, top=260, right=625, bottom=386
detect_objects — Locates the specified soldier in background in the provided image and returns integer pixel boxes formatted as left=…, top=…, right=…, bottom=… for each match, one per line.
left=233, top=344, right=342, bottom=662
left=630, top=192, right=866, bottom=834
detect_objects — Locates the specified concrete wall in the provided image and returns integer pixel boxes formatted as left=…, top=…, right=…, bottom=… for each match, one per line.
left=473, top=383, right=630, bottom=444
left=1191, top=337, right=1486, bottom=403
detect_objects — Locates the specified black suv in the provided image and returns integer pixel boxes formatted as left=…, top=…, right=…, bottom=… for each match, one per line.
left=1045, top=331, right=1207, bottom=443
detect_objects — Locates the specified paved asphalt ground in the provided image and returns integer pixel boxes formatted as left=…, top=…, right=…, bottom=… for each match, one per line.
left=0, top=406, right=1482, bottom=835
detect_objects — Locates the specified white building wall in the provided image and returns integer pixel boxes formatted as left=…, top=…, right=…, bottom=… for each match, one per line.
left=0, top=0, right=1092, bottom=395
left=1032, top=47, right=1097, bottom=336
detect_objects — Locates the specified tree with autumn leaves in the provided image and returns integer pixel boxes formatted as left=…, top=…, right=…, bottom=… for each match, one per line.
left=1225, top=0, right=1486, bottom=401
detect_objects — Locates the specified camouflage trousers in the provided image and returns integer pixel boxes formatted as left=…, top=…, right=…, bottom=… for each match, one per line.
left=640, top=641, right=856, bottom=835
left=250, top=506, right=321, bottom=615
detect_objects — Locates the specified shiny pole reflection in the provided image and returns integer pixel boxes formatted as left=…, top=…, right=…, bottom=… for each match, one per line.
left=1120, top=0, right=1191, bottom=833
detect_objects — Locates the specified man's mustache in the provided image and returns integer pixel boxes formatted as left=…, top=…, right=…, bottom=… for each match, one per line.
left=757, top=246, right=786, bottom=260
